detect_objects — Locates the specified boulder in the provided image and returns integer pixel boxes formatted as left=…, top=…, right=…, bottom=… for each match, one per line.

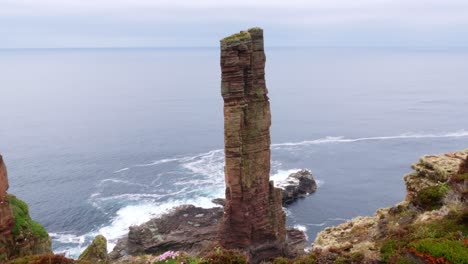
left=277, top=170, right=317, bottom=205
left=79, top=235, right=109, bottom=264
left=110, top=205, right=223, bottom=260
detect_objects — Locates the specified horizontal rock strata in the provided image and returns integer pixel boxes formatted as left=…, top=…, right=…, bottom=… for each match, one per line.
left=219, top=27, right=286, bottom=262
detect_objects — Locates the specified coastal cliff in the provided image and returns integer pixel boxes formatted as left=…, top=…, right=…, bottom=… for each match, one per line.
left=2, top=27, right=466, bottom=264
left=311, top=150, right=468, bottom=264
left=0, top=155, right=52, bottom=262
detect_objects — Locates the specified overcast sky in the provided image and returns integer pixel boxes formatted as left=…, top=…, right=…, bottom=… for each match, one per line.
left=2, top=0, right=468, bottom=48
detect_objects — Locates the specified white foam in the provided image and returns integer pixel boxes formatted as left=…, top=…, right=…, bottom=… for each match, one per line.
left=328, top=218, right=348, bottom=221
left=271, top=130, right=468, bottom=148
left=182, top=149, right=224, bottom=179
left=293, top=224, right=308, bottom=240
left=113, top=167, right=129, bottom=173
left=135, top=158, right=182, bottom=167
left=271, top=169, right=301, bottom=188
left=99, top=178, right=146, bottom=187
left=99, top=196, right=219, bottom=251
left=50, top=232, right=95, bottom=258
left=294, top=224, right=308, bottom=232
left=306, top=222, right=326, bottom=227
left=315, top=179, right=324, bottom=188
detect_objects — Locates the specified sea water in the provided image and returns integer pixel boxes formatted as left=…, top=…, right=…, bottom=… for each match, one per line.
left=1, top=47, right=467, bottom=257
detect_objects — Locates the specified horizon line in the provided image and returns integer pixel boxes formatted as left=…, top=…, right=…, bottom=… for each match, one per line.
left=1, top=45, right=468, bottom=51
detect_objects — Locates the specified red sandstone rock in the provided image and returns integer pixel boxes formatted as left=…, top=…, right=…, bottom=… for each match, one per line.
left=0, top=155, right=15, bottom=260
left=458, top=155, right=468, bottom=175
left=219, top=28, right=286, bottom=261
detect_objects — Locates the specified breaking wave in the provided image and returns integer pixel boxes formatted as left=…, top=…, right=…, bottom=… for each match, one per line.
left=271, top=130, right=468, bottom=148
left=54, top=130, right=467, bottom=258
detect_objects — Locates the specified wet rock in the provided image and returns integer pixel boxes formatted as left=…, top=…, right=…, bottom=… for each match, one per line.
left=211, top=198, right=225, bottom=207
left=277, top=169, right=317, bottom=205
left=109, top=205, right=223, bottom=260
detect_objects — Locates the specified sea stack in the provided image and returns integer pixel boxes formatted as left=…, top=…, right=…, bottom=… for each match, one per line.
left=219, top=28, right=286, bottom=260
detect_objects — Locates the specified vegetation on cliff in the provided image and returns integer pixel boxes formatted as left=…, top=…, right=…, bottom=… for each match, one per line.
left=8, top=194, right=48, bottom=239
left=78, top=235, right=109, bottom=264
left=309, top=150, right=468, bottom=264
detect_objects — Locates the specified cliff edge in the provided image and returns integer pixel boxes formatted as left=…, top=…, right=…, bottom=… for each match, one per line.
left=311, top=150, right=468, bottom=264
left=0, top=155, right=52, bottom=262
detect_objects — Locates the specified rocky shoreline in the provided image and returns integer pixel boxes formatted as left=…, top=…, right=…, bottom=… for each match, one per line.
left=109, top=169, right=317, bottom=262
left=0, top=27, right=466, bottom=264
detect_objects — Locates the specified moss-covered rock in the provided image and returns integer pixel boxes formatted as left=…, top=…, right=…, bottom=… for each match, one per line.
left=8, top=195, right=48, bottom=238
left=412, top=184, right=450, bottom=210
left=311, top=150, right=468, bottom=264
left=5, top=194, right=51, bottom=259
left=78, top=235, right=109, bottom=264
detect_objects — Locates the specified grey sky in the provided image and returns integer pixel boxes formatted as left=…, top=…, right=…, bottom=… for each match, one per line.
left=2, top=0, right=468, bottom=48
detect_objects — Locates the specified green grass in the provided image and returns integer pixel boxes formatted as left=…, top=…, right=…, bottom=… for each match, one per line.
left=379, top=211, right=467, bottom=263
left=221, top=31, right=250, bottom=44
left=413, top=184, right=450, bottom=210
left=7, top=194, right=48, bottom=238
left=409, top=238, right=468, bottom=264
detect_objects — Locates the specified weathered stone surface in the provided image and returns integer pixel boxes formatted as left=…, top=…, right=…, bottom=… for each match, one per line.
left=312, top=149, right=468, bottom=263
left=110, top=205, right=306, bottom=262
left=109, top=205, right=223, bottom=260
left=458, top=155, right=468, bottom=175
left=284, top=228, right=308, bottom=258
left=212, top=169, right=318, bottom=207
left=0, top=155, right=14, bottom=261
left=79, top=235, right=109, bottom=264
left=219, top=27, right=286, bottom=260
left=276, top=170, right=317, bottom=205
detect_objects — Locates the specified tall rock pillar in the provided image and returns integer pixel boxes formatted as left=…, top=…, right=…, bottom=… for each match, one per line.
left=219, top=28, right=286, bottom=260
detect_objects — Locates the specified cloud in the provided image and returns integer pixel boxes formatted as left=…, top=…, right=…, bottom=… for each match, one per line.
left=1, top=0, right=468, bottom=48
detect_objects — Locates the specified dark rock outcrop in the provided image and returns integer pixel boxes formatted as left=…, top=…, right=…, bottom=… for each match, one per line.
left=0, top=155, right=52, bottom=262
left=110, top=205, right=223, bottom=260
left=278, top=170, right=317, bottom=205
left=110, top=205, right=307, bottom=262
left=79, top=235, right=109, bottom=264
left=219, top=27, right=286, bottom=261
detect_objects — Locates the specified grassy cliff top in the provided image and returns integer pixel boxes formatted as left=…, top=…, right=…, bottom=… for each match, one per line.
left=220, top=27, right=263, bottom=45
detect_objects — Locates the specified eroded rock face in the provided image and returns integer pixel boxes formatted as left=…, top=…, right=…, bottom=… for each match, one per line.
left=110, top=205, right=306, bottom=262
left=0, top=155, right=52, bottom=261
left=0, top=155, right=14, bottom=261
left=79, top=235, right=110, bottom=264
left=110, top=205, right=223, bottom=260
left=312, top=149, right=468, bottom=263
left=219, top=28, right=286, bottom=259
left=458, top=155, right=468, bottom=175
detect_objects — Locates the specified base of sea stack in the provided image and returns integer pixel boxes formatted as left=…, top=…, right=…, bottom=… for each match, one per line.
left=110, top=205, right=308, bottom=263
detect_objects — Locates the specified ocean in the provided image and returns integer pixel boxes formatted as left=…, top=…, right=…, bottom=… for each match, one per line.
left=1, top=47, right=467, bottom=257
